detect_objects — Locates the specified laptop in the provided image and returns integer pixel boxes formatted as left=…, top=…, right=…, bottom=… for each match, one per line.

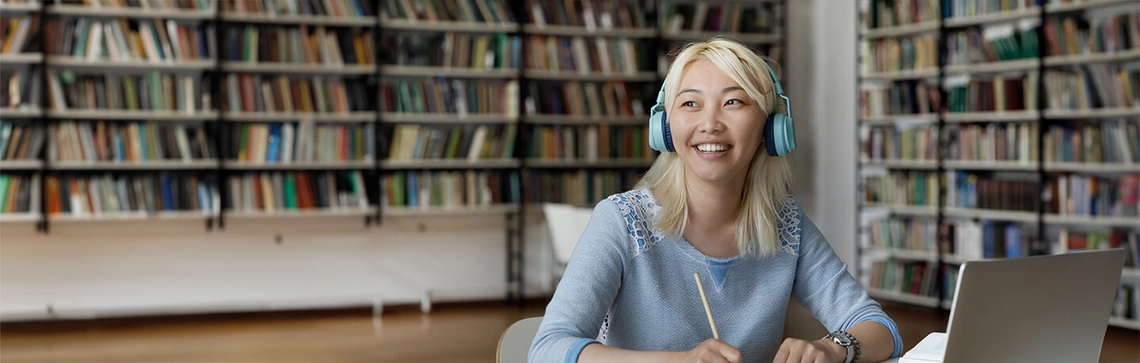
left=899, top=249, right=1126, bottom=363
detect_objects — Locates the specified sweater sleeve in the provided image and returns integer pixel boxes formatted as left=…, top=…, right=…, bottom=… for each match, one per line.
left=529, top=200, right=630, bottom=363
left=792, top=213, right=904, bottom=358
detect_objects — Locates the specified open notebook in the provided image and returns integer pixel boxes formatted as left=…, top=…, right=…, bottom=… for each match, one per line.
left=898, top=250, right=1125, bottom=363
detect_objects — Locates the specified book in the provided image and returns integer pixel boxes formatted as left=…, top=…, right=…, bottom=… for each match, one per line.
left=898, top=332, right=947, bottom=363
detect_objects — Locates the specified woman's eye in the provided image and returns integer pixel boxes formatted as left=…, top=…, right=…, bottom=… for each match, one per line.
left=682, top=101, right=698, bottom=108
left=725, top=99, right=742, bottom=106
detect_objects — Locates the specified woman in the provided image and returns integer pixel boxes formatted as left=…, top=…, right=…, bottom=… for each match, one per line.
left=529, top=38, right=902, bottom=363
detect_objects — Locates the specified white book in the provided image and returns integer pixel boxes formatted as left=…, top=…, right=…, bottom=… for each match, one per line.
left=226, top=74, right=240, bottom=112
left=451, top=79, right=468, bottom=117
left=622, top=39, right=637, bottom=74
left=242, top=176, right=254, bottom=212
left=181, top=76, right=195, bottom=113
left=116, top=178, right=130, bottom=213
left=154, top=20, right=174, bottom=63
left=280, top=122, right=294, bottom=163
left=139, top=23, right=161, bottom=62
left=1115, top=121, right=1134, bottom=163
left=102, top=23, right=121, bottom=61
left=585, top=126, right=598, bottom=162
left=111, top=21, right=132, bottom=60
left=593, top=38, right=611, bottom=74
left=315, top=27, right=331, bottom=64
left=898, top=332, right=947, bottom=362
left=6, top=16, right=33, bottom=54
left=77, top=123, right=97, bottom=162
left=571, top=37, right=590, bottom=74
left=87, top=177, right=103, bottom=215
left=101, top=177, right=120, bottom=212
left=530, top=3, right=545, bottom=26
left=302, top=120, right=316, bottom=162
left=467, top=125, right=488, bottom=161
left=174, top=125, right=191, bottom=161
left=87, top=21, right=104, bottom=61
left=691, top=2, right=708, bottom=32
left=311, top=77, right=328, bottom=112
left=352, top=171, right=367, bottom=208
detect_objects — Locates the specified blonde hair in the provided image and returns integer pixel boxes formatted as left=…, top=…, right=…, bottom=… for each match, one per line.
left=636, top=37, right=793, bottom=257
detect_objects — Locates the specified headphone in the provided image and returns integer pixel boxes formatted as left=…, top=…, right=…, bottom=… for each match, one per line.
left=648, top=60, right=796, bottom=157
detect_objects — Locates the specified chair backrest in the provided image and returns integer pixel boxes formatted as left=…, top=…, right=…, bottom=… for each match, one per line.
left=497, top=316, right=543, bottom=363
left=542, top=203, right=594, bottom=266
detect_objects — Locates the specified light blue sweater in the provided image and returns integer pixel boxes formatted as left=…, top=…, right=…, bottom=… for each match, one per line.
left=530, top=189, right=903, bottom=362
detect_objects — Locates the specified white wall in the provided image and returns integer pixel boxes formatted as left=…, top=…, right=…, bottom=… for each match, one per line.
left=787, top=0, right=859, bottom=270
left=0, top=3, right=861, bottom=320
left=1, top=212, right=557, bottom=321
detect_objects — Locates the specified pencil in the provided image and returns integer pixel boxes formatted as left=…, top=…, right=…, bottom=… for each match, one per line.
left=694, top=272, right=720, bottom=340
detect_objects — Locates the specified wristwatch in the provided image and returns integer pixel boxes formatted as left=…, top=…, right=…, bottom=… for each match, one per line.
left=822, top=330, right=861, bottom=363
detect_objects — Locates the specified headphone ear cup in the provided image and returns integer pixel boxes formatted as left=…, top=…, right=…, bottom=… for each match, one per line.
left=764, top=113, right=796, bottom=156
left=649, top=108, right=674, bottom=152
left=764, top=113, right=779, bottom=156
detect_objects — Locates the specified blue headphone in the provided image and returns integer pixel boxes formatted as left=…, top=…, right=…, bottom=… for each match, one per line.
left=648, top=60, right=796, bottom=157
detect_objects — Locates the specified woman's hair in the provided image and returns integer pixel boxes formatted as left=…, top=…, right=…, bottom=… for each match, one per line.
left=636, top=37, right=793, bottom=257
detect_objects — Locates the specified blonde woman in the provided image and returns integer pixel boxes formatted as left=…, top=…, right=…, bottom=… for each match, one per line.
left=530, top=38, right=901, bottom=363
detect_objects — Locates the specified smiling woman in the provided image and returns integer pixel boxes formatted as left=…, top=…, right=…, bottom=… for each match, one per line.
left=529, top=38, right=904, bottom=363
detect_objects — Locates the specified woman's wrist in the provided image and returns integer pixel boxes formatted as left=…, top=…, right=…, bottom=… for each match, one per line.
left=812, top=338, right=849, bottom=363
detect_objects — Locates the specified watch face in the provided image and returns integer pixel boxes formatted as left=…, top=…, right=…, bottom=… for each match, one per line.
left=830, top=332, right=852, bottom=345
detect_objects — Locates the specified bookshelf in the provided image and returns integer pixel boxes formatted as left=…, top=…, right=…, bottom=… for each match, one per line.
left=857, top=0, right=1140, bottom=330
left=0, top=0, right=788, bottom=310
left=519, top=0, right=657, bottom=208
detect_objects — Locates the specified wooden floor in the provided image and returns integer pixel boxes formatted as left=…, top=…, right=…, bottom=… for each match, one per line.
left=1, top=301, right=1137, bottom=363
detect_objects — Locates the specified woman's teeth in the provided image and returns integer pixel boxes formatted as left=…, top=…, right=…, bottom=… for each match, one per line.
left=696, top=144, right=728, bottom=153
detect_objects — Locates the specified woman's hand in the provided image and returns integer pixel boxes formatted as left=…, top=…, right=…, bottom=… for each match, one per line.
left=673, top=338, right=743, bottom=363
left=772, top=337, right=845, bottom=363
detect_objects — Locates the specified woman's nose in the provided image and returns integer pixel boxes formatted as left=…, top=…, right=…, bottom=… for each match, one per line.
left=697, top=109, right=725, bottom=133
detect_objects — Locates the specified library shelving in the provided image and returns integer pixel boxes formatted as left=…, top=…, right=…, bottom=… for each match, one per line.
left=519, top=0, right=658, bottom=208
left=857, top=0, right=1140, bottom=330
left=0, top=0, right=790, bottom=307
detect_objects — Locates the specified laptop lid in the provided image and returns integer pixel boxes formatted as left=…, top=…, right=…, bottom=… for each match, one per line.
left=943, top=249, right=1126, bottom=363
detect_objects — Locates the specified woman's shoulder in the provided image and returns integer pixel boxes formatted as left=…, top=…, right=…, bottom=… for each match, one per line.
left=776, top=195, right=805, bottom=255
left=599, top=189, right=666, bottom=256
left=604, top=189, right=659, bottom=214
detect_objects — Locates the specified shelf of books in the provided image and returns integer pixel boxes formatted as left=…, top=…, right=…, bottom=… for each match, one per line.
left=30, top=1, right=221, bottom=224
left=2, top=0, right=41, bottom=227
left=378, top=0, right=522, bottom=217
left=2, top=0, right=46, bottom=219
left=519, top=0, right=657, bottom=208
left=219, top=0, right=379, bottom=219
left=0, top=173, right=41, bottom=223
left=857, top=0, right=942, bottom=311
left=659, top=0, right=785, bottom=71
left=857, top=0, right=1140, bottom=329
left=1040, top=0, right=1140, bottom=329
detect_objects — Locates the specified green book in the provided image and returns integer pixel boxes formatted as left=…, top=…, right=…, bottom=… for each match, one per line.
left=283, top=173, right=297, bottom=209
left=238, top=124, right=250, bottom=160
left=149, top=73, right=163, bottom=111
left=392, top=171, right=406, bottom=206
left=0, top=175, right=10, bottom=212
left=444, top=127, right=462, bottom=158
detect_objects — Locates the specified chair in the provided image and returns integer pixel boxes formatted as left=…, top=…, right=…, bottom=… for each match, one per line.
left=497, top=316, right=543, bottom=363
left=541, top=203, right=594, bottom=288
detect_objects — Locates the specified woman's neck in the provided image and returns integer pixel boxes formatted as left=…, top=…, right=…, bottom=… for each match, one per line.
left=683, top=177, right=745, bottom=257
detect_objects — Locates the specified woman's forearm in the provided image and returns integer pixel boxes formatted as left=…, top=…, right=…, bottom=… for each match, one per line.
left=847, top=320, right=896, bottom=362
left=578, top=343, right=680, bottom=363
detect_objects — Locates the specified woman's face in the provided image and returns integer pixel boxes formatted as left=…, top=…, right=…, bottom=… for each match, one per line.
left=670, top=58, right=766, bottom=188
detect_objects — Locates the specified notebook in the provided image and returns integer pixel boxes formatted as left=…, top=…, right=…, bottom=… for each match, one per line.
left=899, top=249, right=1126, bottom=363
